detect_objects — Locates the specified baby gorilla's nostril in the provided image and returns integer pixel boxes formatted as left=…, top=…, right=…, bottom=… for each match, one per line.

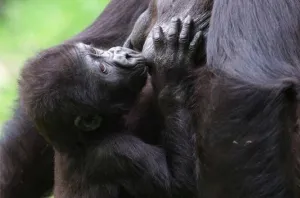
left=125, top=54, right=132, bottom=59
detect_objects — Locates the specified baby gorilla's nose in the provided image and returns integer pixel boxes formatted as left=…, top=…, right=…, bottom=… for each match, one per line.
left=108, top=47, right=146, bottom=69
left=125, top=53, right=133, bottom=59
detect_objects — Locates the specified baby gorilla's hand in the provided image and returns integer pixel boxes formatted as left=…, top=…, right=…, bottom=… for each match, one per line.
left=152, top=16, right=204, bottom=90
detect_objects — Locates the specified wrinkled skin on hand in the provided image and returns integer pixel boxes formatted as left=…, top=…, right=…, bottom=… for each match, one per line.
left=152, top=16, right=205, bottom=90
left=151, top=16, right=205, bottom=113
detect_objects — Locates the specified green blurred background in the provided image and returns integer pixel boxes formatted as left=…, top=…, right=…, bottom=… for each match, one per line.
left=0, top=0, right=109, bottom=129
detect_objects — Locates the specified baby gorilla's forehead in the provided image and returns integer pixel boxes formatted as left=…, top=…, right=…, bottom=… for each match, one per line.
left=73, top=43, right=92, bottom=64
left=58, top=43, right=98, bottom=73
left=74, top=42, right=101, bottom=55
left=75, top=42, right=89, bottom=51
left=73, top=43, right=104, bottom=68
left=69, top=43, right=87, bottom=60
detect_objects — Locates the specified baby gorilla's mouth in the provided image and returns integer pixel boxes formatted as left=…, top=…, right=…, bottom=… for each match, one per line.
left=99, top=64, right=108, bottom=73
left=147, top=64, right=153, bottom=75
left=139, top=64, right=148, bottom=75
left=123, top=62, right=148, bottom=77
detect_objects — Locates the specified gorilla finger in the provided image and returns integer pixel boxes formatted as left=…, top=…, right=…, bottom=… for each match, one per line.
left=179, top=15, right=193, bottom=46
left=189, top=31, right=204, bottom=57
left=167, top=17, right=180, bottom=46
left=199, top=18, right=210, bottom=31
left=198, top=12, right=211, bottom=25
left=153, top=26, right=165, bottom=50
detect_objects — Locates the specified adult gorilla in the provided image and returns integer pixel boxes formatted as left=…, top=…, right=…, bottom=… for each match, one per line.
left=0, top=1, right=150, bottom=197
left=5, top=0, right=300, bottom=197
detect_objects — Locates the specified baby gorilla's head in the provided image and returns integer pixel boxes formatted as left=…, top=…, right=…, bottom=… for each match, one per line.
left=20, top=43, right=148, bottom=151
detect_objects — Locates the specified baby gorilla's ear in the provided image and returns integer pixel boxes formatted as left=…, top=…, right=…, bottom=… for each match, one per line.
left=74, top=115, right=103, bottom=131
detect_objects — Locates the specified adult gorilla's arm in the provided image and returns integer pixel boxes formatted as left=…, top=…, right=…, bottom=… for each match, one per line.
left=69, top=0, right=150, bottom=48
left=0, top=1, right=150, bottom=197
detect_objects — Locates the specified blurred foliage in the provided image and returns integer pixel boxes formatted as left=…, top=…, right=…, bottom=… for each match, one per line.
left=0, top=0, right=109, bottom=127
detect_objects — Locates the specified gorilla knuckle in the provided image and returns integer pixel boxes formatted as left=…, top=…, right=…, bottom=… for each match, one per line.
left=179, top=35, right=189, bottom=44
left=167, top=31, right=178, bottom=41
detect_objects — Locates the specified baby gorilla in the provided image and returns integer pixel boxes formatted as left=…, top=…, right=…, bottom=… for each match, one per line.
left=20, top=44, right=149, bottom=197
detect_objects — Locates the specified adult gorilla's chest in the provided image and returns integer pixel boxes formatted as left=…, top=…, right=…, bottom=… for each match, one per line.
left=142, top=0, right=206, bottom=61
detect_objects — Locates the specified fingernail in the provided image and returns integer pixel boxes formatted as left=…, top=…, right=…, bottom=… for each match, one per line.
left=201, top=12, right=211, bottom=19
left=196, top=31, right=202, bottom=38
left=154, top=33, right=160, bottom=38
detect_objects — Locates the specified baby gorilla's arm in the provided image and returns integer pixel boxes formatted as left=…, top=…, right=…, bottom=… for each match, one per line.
left=86, top=17, right=204, bottom=198
left=86, top=134, right=171, bottom=197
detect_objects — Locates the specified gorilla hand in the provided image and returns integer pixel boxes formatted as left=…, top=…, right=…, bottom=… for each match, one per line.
left=152, top=15, right=205, bottom=91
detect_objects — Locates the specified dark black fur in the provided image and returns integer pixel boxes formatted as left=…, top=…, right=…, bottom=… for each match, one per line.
left=19, top=15, right=207, bottom=198
left=195, top=0, right=300, bottom=197
left=19, top=43, right=154, bottom=198
left=0, top=1, right=151, bottom=197
left=0, top=0, right=213, bottom=197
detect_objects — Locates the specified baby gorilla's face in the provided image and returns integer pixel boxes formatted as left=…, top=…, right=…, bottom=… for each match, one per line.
left=69, top=43, right=148, bottom=111
left=68, top=43, right=148, bottom=132
left=75, top=43, right=147, bottom=92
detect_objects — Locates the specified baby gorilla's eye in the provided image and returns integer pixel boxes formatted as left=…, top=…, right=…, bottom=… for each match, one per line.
left=99, top=64, right=108, bottom=74
left=74, top=115, right=102, bottom=131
